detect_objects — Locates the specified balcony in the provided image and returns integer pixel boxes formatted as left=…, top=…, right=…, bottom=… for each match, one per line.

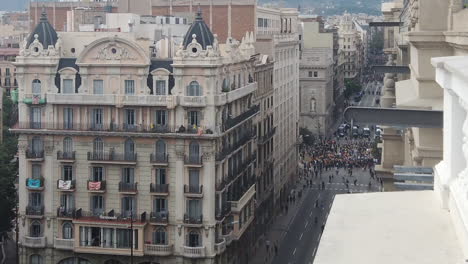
left=214, top=238, right=227, bottom=254
left=181, top=246, right=206, bottom=258
left=22, top=93, right=46, bottom=105
left=258, top=127, right=276, bottom=144
left=184, top=185, right=203, bottom=198
left=230, top=184, right=256, bottom=213
left=118, top=94, right=175, bottom=108
left=74, top=209, right=148, bottom=223
left=57, top=151, right=76, bottom=162
left=57, top=179, right=76, bottom=192
left=22, top=236, right=46, bottom=248
left=54, top=238, right=74, bottom=250
left=223, top=104, right=260, bottom=131
left=222, top=230, right=233, bottom=246
left=26, top=177, right=44, bottom=191
left=57, top=207, right=76, bottom=218
left=215, top=203, right=231, bottom=221
left=184, top=155, right=203, bottom=167
left=179, top=96, right=207, bottom=107
left=149, top=211, right=169, bottom=225
left=87, top=152, right=137, bottom=164
left=144, top=244, right=173, bottom=256
left=150, top=153, right=169, bottom=165
left=183, top=214, right=203, bottom=226
left=25, top=205, right=44, bottom=218
left=25, top=149, right=44, bottom=161
left=87, top=180, right=106, bottom=192
left=47, top=93, right=115, bottom=105
left=150, top=183, right=169, bottom=195
left=119, top=182, right=138, bottom=194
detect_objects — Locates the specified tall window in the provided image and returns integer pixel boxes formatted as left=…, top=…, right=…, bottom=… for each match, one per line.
left=93, top=79, right=103, bottom=95
left=187, top=81, right=201, bottom=96
left=32, top=164, right=41, bottom=179
left=124, top=139, right=135, bottom=158
left=189, top=142, right=200, bottom=161
left=32, top=79, right=41, bottom=95
left=60, top=194, right=74, bottom=211
left=124, top=109, right=136, bottom=128
left=31, top=136, right=43, bottom=153
left=121, top=196, right=136, bottom=217
left=30, top=221, right=42, bottom=237
left=93, top=138, right=104, bottom=156
left=91, top=108, right=103, bottom=129
left=187, top=230, right=201, bottom=247
left=187, top=200, right=202, bottom=219
left=189, top=170, right=200, bottom=192
left=63, top=108, right=73, bottom=129
left=91, top=195, right=104, bottom=215
left=155, top=80, right=166, bottom=95
left=155, top=168, right=166, bottom=185
left=155, top=140, right=166, bottom=156
left=125, top=80, right=135, bottom=94
left=62, top=165, right=73, bottom=181
left=155, top=110, right=168, bottom=126
left=63, top=79, right=74, bottom=94
left=30, top=254, right=43, bottom=264
left=91, top=167, right=104, bottom=182
left=188, top=111, right=200, bottom=127
left=122, top=167, right=135, bottom=184
left=153, top=228, right=167, bottom=245
left=30, top=107, right=41, bottom=128
left=62, top=222, right=73, bottom=239
left=63, top=137, right=73, bottom=154
left=153, top=198, right=167, bottom=213
left=29, top=193, right=42, bottom=207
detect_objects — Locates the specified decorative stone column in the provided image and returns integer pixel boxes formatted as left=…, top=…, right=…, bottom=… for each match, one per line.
left=380, top=54, right=396, bottom=108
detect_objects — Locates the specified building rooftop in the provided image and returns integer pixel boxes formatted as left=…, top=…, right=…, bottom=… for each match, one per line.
left=26, top=9, right=58, bottom=49
left=182, top=8, right=214, bottom=50
left=314, top=191, right=463, bottom=264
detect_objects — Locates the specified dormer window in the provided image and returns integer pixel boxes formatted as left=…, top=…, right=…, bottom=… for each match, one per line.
left=155, top=80, right=166, bottom=95
left=32, top=79, right=41, bottom=95
left=62, top=79, right=74, bottom=94
left=187, top=81, right=202, bottom=96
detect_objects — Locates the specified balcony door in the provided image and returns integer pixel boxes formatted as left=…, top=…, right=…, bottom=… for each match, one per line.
left=63, top=137, right=73, bottom=155
left=29, top=193, right=42, bottom=207
left=30, top=107, right=41, bottom=129
left=187, top=230, right=201, bottom=247
left=122, top=168, right=135, bottom=184
left=62, top=165, right=73, bottom=181
left=153, top=198, right=167, bottom=214
left=156, top=168, right=166, bottom=185
left=60, top=194, right=74, bottom=211
left=31, top=137, right=43, bottom=154
left=92, top=167, right=104, bottom=182
left=187, top=199, right=201, bottom=220
left=91, top=195, right=104, bottom=215
left=93, top=138, right=104, bottom=158
left=155, top=140, right=166, bottom=160
left=91, top=108, right=103, bottom=130
left=124, top=109, right=136, bottom=130
left=63, top=108, right=73, bottom=129
left=189, top=142, right=199, bottom=162
left=189, top=169, right=199, bottom=190
left=121, top=196, right=136, bottom=218
left=124, top=139, right=135, bottom=160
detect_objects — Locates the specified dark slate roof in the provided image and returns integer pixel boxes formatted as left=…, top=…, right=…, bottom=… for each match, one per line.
left=27, top=9, right=58, bottom=49
left=182, top=8, right=214, bottom=50
left=58, top=58, right=79, bottom=71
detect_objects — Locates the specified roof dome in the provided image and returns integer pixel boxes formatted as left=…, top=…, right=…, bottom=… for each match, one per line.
left=182, top=8, right=214, bottom=50
left=27, top=8, right=58, bottom=49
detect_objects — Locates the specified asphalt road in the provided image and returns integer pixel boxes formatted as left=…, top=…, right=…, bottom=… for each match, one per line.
left=357, top=81, right=382, bottom=107
left=272, top=165, right=382, bottom=264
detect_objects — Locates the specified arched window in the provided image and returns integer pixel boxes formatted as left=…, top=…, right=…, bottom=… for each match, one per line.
left=124, top=138, right=135, bottom=159
left=187, top=81, right=202, bottom=96
left=189, top=141, right=200, bottom=161
left=155, top=140, right=166, bottom=159
left=187, top=230, right=201, bottom=247
left=153, top=227, right=167, bottom=245
left=62, top=222, right=73, bottom=239
left=32, top=79, right=41, bottom=95
left=63, top=137, right=73, bottom=154
left=30, top=254, right=43, bottom=264
left=30, top=220, right=42, bottom=237
left=58, top=257, right=91, bottom=264
left=93, top=137, right=104, bottom=157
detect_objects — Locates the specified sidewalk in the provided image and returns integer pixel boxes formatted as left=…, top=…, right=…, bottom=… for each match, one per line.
left=250, top=179, right=311, bottom=264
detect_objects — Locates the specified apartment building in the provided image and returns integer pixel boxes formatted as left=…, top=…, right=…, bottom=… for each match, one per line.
left=298, top=17, right=335, bottom=135
left=0, top=47, right=18, bottom=96
left=255, top=6, right=300, bottom=210
left=338, top=12, right=362, bottom=80
left=14, top=9, right=258, bottom=264
left=252, top=54, right=275, bottom=243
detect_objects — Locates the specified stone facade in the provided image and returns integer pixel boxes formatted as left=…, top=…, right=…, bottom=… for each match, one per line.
left=14, top=10, right=258, bottom=264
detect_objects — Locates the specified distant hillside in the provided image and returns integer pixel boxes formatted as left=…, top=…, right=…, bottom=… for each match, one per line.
left=260, top=0, right=382, bottom=15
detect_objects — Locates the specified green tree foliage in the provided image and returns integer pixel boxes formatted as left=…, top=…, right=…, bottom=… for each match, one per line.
left=0, top=95, right=18, bottom=242
left=344, top=80, right=362, bottom=99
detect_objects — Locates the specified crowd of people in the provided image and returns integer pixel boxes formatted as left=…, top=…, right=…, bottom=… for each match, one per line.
left=298, top=135, right=383, bottom=192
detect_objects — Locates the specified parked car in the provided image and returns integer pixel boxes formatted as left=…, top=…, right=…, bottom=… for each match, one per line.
left=363, top=127, right=371, bottom=138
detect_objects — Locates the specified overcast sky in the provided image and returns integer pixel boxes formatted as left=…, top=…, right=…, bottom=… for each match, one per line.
left=0, top=0, right=28, bottom=12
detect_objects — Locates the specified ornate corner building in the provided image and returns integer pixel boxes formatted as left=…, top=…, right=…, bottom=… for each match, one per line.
left=13, top=9, right=259, bottom=264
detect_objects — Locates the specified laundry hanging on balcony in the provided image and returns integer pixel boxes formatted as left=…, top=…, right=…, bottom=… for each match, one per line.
left=58, top=180, right=72, bottom=190
left=27, top=178, right=41, bottom=188
left=88, top=181, right=101, bottom=190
